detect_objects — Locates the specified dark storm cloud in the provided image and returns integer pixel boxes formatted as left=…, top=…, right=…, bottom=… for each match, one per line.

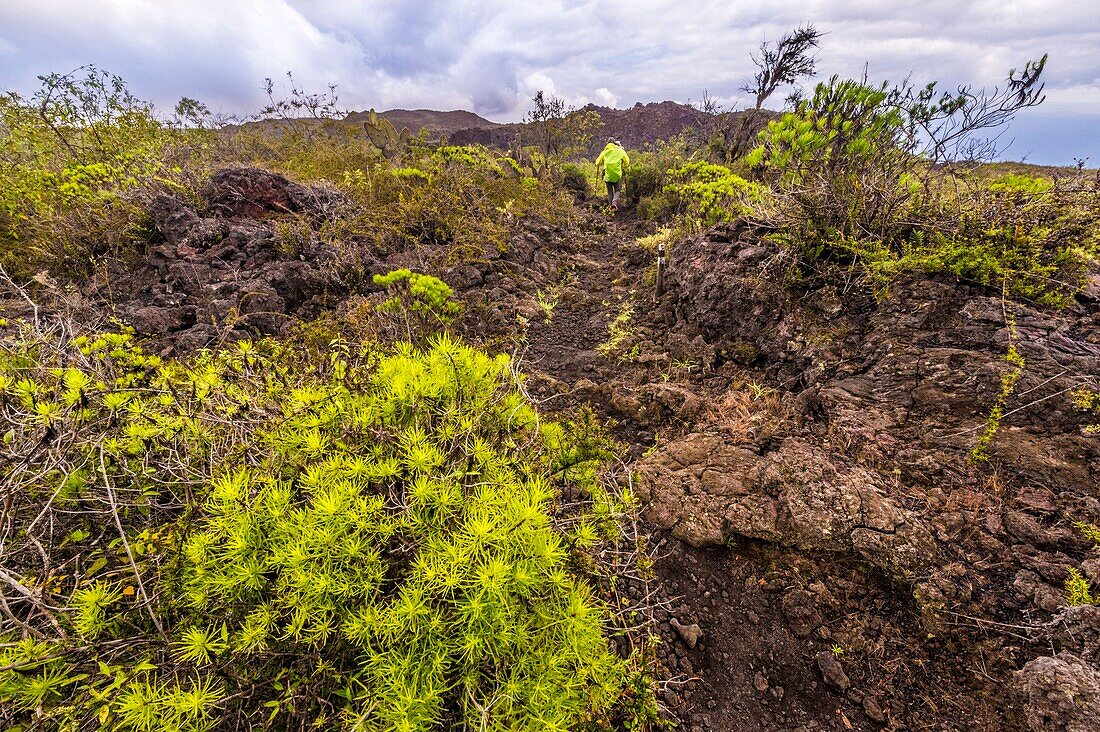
left=1, top=1, right=1097, bottom=162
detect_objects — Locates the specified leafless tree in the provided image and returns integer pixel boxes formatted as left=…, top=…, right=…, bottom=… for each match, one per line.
left=721, top=25, right=824, bottom=160
left=897, top=54, right=1048, bottom=162
left=742, top=25, right=823, bottom=111
left=521, top=91, right=602, bottom=175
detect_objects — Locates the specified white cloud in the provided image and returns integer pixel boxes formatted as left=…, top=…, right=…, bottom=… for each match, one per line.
left=522, top=72, right=558, bottom=98
left=0, top=0, right=1097, bottom=162
left=593, top=87, right=618, bottom=107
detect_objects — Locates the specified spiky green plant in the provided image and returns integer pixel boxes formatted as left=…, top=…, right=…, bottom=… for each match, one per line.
left=0, top=323, right=655, bottom=731
left=1065, top=567, right=1095, bottom=607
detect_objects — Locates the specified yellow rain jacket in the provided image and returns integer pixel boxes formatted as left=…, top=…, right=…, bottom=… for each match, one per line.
left=595, top=142, right=629, bottom=183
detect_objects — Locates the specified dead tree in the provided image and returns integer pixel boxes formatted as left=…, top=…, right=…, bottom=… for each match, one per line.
left=724, top=25, right=823, bottom=160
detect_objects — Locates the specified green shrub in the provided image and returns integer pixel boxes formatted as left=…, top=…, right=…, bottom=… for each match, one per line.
left=0, top=325, right=655, bottom=731
left=1075, top=521, right=1100, bottom=545
left=744, top=78, right=907, bottom=184
left=618, top=139, right=690, bottom=218
left=873, top=173, right=1100, bottom=307
left=557, top=162, right=590, bottom=197
left=372, top=268, right=461, bottom=341
left=0, top=67, right=214, bottom=276
left=332, top=145, right=570, bottom=264
left=741, top=76, right=1098, bottom=307
left=1065, top=567, right=1095, bottom=606
left=970, top=338, right=1025, bottom=462
left=743, top=77, right=914, bottom=248
left=1071, top=387, right=1100, bottom=434
left=622, top=163, right=669, bottom=218
left=664, top=161, right=767, bottom=229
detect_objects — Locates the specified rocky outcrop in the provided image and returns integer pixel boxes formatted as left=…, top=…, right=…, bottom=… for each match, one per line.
left=637, top=434, right=936, bottom=575
left=640, top=223, right=1100, bottom=728
left=105, top=167, right=581, bottom=352
left=107, top=168, right=342, bottom=351
left=201, top=167, right=345, bottom=219
left=658, top=225, right=1099, bottom=527
left=1017, top=653, right=1100, bottom=732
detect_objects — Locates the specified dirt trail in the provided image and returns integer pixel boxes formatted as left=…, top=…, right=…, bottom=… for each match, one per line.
left=515, top=214, right=890, bottom=731
left=522, top=213, right=642, bottom=385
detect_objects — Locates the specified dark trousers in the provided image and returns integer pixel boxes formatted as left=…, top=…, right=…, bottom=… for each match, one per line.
left=605, top=179, right=622, bottom=207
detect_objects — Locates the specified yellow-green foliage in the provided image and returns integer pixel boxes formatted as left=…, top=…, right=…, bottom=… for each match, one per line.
left=971, top=341, right=1025, bottom=461
left=749, top=108, right=1097, bottom=307
left=596, top=299, right=636, bottom=359
left=1075, top=521, right=1100, bottom=546
left=634, top=227, right=675, bottom=252
left=374, top=269, right=461, bottom=319
left=1065, top=567, right=1095, bottom=606
left=0, top=325, right=651, bottom=731
left=737, top=77, right=1098, bottom=309
left=741, top=77, right=919, bottom=258
left=371, top=268, right=462, bottom=343
left=986, top=173, right=1053, bottom=196
left=744, top=78, right=906, bottom=185
left=617, top=137, right=691, bottom=215
left=557, top=162, right=590, bottom=196
left=332, top=145, right=568, bottom=261
left=0, top=67, right=214, bottom=276
left=1071, top=386, right=1100, bottom=433
left=1, top=69, right=567, bottom=280
left=899, top=173, right=1099, bottom=307
left=664, top=161, right=766, bottom=228
left=227, top=102, right=566, bottom=262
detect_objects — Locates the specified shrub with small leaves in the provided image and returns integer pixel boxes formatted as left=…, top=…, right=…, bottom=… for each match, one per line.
left=0, top=323, right=655, bottom=731
left=372, top=268, right=462, bottom=341
left=1071, top=386, right=1100, bottom=433
left=1065, top=567, right=1095, bottom=607
left=664, top=161, right=766, bottom=229
left=0, top=67, right=214, bottom=277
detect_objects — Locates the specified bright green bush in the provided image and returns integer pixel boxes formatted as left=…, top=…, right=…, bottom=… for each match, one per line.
left=2, top=68, right=571, bottom=284
left=619, top=157, right=666, bottom=213
left=1072, top=386, right=1100, bottom=433
left=0, top=325, right=654, bottom=731
left=1065, top=567, right=1095, bottom=606
left=372, top=268, right=462, bottom=341
left=664, top=161, right=767, bottom=228
left=744, top=78, right=907, bottom=185
left=742, top=77, right=916, bottom=249
left=557, top=162, right=590, bottom=198
left=0, top=67, right=214, bottom=276
left=875, top=173, right=1100, bottom=307
left=1076, top=521, right=1100, bottom=545
left=738, top=76, right=1098, bottom=308
left=617, top=139, right=690, bottom=218
left=373, top=268, right=459, bottom=316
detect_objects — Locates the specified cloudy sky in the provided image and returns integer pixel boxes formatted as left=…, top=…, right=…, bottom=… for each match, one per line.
left=2, top=0, right=1098, bottom=164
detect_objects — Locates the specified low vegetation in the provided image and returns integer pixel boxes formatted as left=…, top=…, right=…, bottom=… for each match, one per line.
left=1, top=68, right=570, bottom=282
left=0, top=322, right=655, bottom=731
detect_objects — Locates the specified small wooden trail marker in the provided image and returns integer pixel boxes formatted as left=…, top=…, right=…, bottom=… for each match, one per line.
left=656, top=241, right=666, bottom=296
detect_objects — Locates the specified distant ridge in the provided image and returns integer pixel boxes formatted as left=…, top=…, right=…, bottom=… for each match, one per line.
left=346, top=108, right=500, bottom=135
left=350, top=101, right=711, bottom=151
left=447, top=101, right=767, bottom=153
left=236, top=101, right=761, bottom=152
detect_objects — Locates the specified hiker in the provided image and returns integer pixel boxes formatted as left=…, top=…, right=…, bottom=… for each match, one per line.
left=595, top=138, right=629, bottom=210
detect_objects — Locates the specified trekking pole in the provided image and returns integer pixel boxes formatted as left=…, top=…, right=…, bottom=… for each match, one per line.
left=656, top=241, right=666, bottom=297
